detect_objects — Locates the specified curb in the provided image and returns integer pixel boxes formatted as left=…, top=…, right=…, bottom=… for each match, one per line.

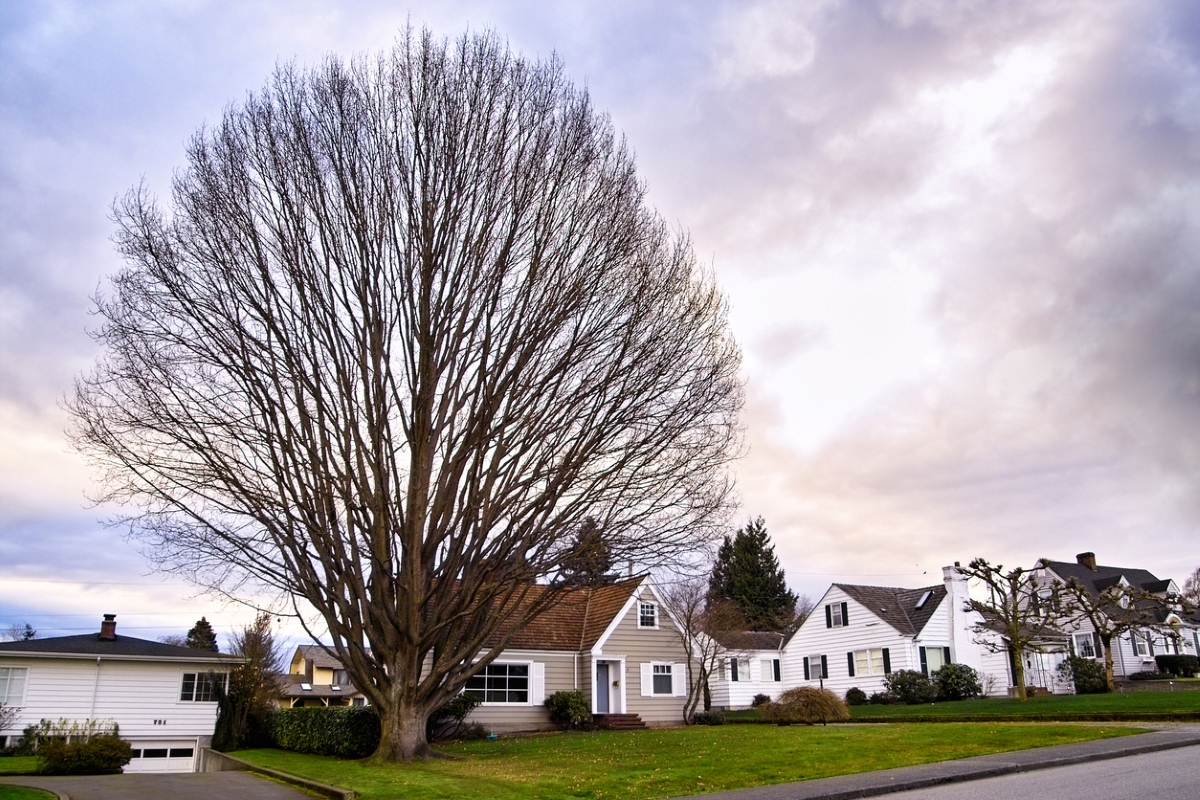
left=199, top=749, right=355, bottom=800
left=0, top=780, right=69, bottom=800
left=685, top=726, right=1200, bottom=799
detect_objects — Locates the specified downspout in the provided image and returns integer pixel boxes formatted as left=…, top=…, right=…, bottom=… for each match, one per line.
left=89, top=657, right=102, bottom=720
left=573, top=653, right=578, bottom=690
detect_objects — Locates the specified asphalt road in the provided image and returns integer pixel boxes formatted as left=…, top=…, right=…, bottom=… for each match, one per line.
left=881, top=746, right=1199, bottom=800
left=0, top=771, right=314, bottom=800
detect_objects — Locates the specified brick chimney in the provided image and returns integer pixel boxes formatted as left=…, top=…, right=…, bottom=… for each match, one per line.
left=1076, top=552, right=1097, bottom=571
left=99, top=614, right=117, bottom=640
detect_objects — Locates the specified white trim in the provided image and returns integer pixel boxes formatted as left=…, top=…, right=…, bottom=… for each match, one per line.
left=593, top=656, right=626, bottom=713
left=0, top=666, right=28, bottom=707
left=647, top=661, right=677, bottom=697
left=591, top=579, right=646, bottom=655
left=0, top=651, right=238, bottom=664
left=637, top=601, right=660, bottom=630
left=465, top=659, right=537, bottom=707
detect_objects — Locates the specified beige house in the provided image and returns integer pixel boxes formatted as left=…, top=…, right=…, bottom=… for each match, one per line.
left=280, top=576, right=691, bottom=731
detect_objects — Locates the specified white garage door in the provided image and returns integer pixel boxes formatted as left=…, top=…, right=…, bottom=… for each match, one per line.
left=125, top=740, right=197, bottom=773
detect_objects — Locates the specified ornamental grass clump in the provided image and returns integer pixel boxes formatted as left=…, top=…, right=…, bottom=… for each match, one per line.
left=760, top=687, right=849, bottom=726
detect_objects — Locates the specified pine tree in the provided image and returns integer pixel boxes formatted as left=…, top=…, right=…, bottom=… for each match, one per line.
left=559, top=517, right=618, bottom=586
left=186, top=616, right=219, bottom=651
left=707, top=517, right=797, bottom=631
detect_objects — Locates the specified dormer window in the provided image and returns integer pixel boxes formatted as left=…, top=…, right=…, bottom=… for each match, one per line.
left=300, top=682, right=312, bottom=691
left=638, top=602, right=658, bottom=628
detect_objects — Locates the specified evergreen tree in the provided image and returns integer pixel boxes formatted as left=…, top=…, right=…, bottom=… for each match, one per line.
left=707, top=517, right=797, bottom=631
left=559, top=517, right=618, bottom=586
left=185, top=616, right=219, bottom=652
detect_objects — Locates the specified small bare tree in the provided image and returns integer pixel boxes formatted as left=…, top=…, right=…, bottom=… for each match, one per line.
left=0, top=703, right=17, bottom=734
left=661, top=578, right=745, bottom=723
left=1183, top=566, right=1200, bottom=606
left=959, top=557, right=1065, bottom=701
left=69, top=28, right=742, bottom=761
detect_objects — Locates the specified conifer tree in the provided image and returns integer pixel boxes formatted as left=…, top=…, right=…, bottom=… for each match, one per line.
left=559, top=517, right=618, bottom=586
left=707, top=517, right=797, bottom=631
left=185, top=616, right=219, bottom=652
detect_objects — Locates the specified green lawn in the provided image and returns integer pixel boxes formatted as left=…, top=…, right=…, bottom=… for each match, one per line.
left=848, top=690, right=1200, bottom=720
left=237, top=723, right=1139, bottom=800
left=0, top=787, right=56, bottom=800
left=0, top=760, right=37, bottom=776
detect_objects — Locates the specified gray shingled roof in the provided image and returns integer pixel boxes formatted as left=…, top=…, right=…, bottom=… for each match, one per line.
left=834, top=583, right=947, bottom=637
left=711, top=631, right=785, bottom=651
left=0, top=633, right=238, bottom=661
left=1041, top=559, right=1166, bottom=597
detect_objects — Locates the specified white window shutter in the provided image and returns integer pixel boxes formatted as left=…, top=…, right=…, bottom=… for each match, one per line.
left=749, top=659, right=759, bottom=682
left=531, top=662, right=545, bottom=706
left=672, top=663, right=686, bottom=697
left=640, top=662, right=653, bottom=697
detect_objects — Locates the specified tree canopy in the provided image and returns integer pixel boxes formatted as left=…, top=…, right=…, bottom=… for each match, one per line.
left=70, top=27, right=742, bottom=761
left=185, top=617, right=219, bottom=652
left=707, top=517, right=797, bottom=631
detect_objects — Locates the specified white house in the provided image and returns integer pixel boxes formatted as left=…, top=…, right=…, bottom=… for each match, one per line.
left=707, top=631, right=785, bottom=709
left=0, top=614, right=239, bottom=773
left=782, top=565, right=988, bottom=697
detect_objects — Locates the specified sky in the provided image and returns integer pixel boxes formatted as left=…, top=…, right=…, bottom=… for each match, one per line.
left=2, top=0, right=1200, bottom=644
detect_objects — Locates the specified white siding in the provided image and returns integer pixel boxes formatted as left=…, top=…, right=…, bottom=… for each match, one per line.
left=0, top=656, right=226, bottom=750
left=709, top=650, right=784, bottom=709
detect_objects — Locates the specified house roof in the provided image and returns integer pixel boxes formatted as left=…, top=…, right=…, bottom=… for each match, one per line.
left=293, top=644, right=349, bottom=670
left=834, top=583, right=947, bottom=637
left=1041, top=559, right=1165, bottom=596
left=0, top=633, right=238, bottom=662
left=710, top=631, right=785, bottom=651
left=278, top=673, right=361, bottom=698
left=484, top=577, right=645, bottom=651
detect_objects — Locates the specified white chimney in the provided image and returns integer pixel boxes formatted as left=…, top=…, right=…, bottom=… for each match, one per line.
left=943, top=565, right=981, bottom=671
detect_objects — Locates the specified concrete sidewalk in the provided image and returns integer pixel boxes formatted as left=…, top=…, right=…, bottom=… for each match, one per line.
left=684, top=725, right=1200, bottom=800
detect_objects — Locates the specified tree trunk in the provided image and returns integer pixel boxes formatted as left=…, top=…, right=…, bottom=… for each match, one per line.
left=1102, top=635, right=1117, bottom=693
left=372, top=704, right=434, bottom=762
left=1012, top=647, right=1028, bottom=701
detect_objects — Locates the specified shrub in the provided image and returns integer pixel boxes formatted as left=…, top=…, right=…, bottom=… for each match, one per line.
left=1128, top=670, right=1161, bottom=681
left=1057, top=656, right=1109, bottom=693
left=38, top=735, right=132, bottom=775
left=691, top=710, right=725, bottom=725
left=428, top=693, right=482, bottom=741
left=545, top=690, right=590, bottom=729
left=934, top=663, right=982, bottom=701
left=844, top=687, right=867, bottom=706
left=267, top=706, right=381, bottom=758
left=883, top=670, right=938, bottom=704
left=760, top=687, right=849, bottom=726
left=868, top=692, right=899, bottom=705
left=1155, top=655, right=1200, bottom=677
left=751, top=693, right=771, bottom=707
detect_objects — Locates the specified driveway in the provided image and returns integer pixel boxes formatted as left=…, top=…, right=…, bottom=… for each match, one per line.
left=0, top=772, right=316, bottom=800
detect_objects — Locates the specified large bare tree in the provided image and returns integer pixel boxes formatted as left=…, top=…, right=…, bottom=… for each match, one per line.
left=70, top=28, right=742, bottom=761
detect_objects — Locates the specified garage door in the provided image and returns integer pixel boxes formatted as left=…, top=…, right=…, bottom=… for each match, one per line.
left=125, top=740, right=197, bottom=773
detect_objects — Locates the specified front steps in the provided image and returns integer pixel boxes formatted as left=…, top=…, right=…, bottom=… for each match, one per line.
left=595, top=713, right=646, bottom=730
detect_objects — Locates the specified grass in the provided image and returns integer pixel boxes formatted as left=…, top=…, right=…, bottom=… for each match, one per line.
left=0, top=787, right=55, bottom=800
left=236, top=722, right=1139, bottom=800
left=0, top=760, right=37, bottom=776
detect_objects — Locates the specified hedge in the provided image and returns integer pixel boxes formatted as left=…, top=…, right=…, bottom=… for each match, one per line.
left=38, top=736, right=132, bottom=775
left=267, top=707, right=380, bottom=758
left=1156, top=655, right=1200, bottom=677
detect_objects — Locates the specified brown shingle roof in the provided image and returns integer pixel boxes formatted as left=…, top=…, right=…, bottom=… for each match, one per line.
left=835, top=583, right=947, bottom=637
left=487, top=577, right=644, bottom=650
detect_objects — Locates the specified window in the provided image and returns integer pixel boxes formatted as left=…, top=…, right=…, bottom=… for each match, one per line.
left=352, top=696, right=367, bottom=707
left=652, top=663, right=673, bottom=695
left=1133, top=632, right=1150, bottom=658
left=921, top=646, right=947, bottom=675
left=915, top=590, right=932, bottom=609
left=853, top=649, right=886, bottom=676
left=825, top=602, right=848, bottom=628
left=761, top=658, right=781, bottom=682
left=180, top=672, right=226, bottom=702
left=0, top=667, right=27, bottom=705
left=729, top=657, right=746, bottom=682
left=465, top=663, right=529, bottom=704
left=638, top=602, right=658, bottom=628
left=803, top=655, right=826, bottom=681
left=1074, top=633, right=1096, bottom=659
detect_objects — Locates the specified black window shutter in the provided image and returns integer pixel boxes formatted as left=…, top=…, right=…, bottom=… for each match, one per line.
left=1148, top=635, right=1156, bottom=657
left=919, top=647, right=928, bottom=676
left=943, top=647, right=952, bottom=666
left=1093, top=632, right=1103, bottom=659
left=841, top=602, right=849, bottom=626
left=803, top=657, right=810, bottom=681
left=774, top=659, right=782, bottom=682
left=825, top=604, right=832, bottom=628
left=820, top=655, right=828, bottom=679
left=1068, top=635, right=1076, bottom=656
left=882, top=648, right=892, bottom=674
left=847, top=652, right=855, bottom=677
left=731, top=658, right=739, bottom=681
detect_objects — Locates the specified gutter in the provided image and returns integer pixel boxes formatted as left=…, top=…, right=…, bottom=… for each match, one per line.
left=0, top=651, right=242, bottom=664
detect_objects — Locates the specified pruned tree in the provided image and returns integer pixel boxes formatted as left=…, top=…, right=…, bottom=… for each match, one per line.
left=186, top=617, right=219, bottom=652
left=958, top=557, right=1065, bottom=701
left=1060, top=579, right=1170, bottom=692
left=558, top=517, right=618, bottom=587
left=707, top=517, right=797, bottom=631
left=69, top=28, right=742, bottom=761
left=660, top=576, right=746, bottom=722
left=1183, top=566, right=1200, bottom=606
